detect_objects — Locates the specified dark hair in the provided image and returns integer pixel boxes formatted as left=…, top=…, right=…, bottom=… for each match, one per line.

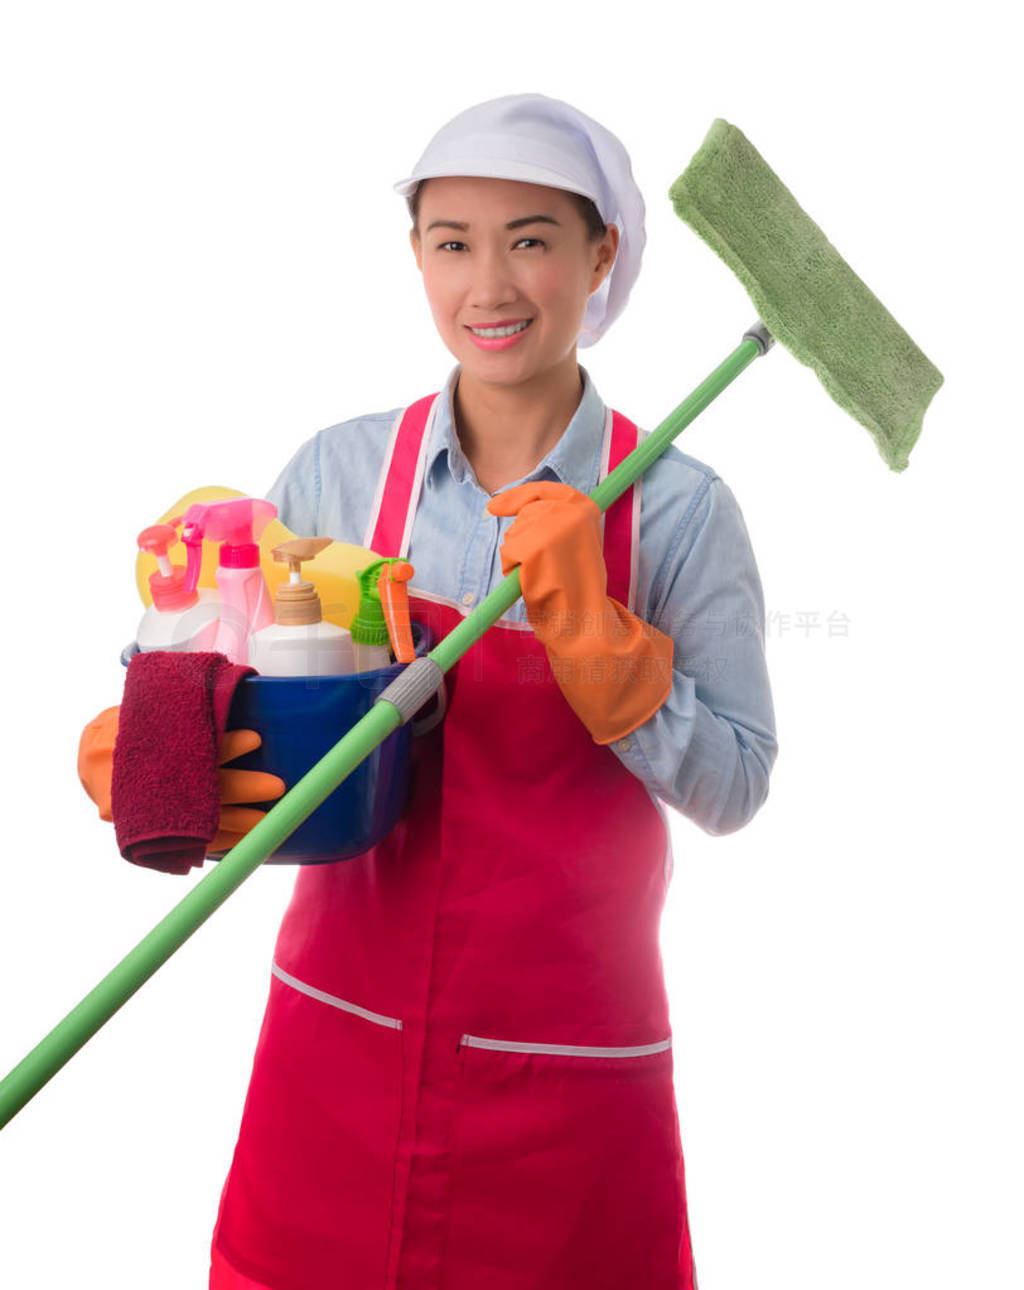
left=409, top=178, right=607, bottom=243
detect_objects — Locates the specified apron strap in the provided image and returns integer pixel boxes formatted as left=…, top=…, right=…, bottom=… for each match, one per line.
left=363, top=393, right=439, bottom=556
left=364, top=394, right=643, bottom=614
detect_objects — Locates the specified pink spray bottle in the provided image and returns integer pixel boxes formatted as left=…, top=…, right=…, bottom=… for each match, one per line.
left=179, top=497, right=278, bottom=666
left=135, top=522, right=222, bottom=652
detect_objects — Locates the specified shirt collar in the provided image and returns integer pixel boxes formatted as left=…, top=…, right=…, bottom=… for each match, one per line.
left=423, top=362, right=607, bottom=495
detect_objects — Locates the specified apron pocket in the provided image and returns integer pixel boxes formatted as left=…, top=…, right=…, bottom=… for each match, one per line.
left=440, top=1033, right=687, bottom=1290
left=214, top=967, right=404, bottom=1290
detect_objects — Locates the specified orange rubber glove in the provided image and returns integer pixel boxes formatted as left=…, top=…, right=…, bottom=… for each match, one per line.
left=486, top=481, right=674, bottom=745
left=77, top=706, right=286, bottom=855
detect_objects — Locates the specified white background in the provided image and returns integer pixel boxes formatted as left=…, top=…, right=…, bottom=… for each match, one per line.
left=1, top=3, right=1020, bottom=1287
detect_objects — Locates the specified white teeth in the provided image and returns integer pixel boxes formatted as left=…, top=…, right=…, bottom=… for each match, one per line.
left=469, top=319, right=531, bottom=338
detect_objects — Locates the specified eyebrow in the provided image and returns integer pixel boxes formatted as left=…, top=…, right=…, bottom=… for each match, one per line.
left=424, top=214, right=562, bottom=233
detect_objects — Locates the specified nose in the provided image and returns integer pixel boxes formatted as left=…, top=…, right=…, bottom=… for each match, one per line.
left=466, top=246, right=522, bottom=311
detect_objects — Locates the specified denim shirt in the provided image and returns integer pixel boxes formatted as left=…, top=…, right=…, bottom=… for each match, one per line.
left=266, top=361, right=778, bottom=839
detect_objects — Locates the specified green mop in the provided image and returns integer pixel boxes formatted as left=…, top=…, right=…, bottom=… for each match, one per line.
left=669, top=119, right=942, bottom=471
left=0, top=118, right=943, bottom=1130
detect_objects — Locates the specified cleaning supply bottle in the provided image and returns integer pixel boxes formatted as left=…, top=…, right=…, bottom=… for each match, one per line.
left=135, top=523, right=221, bottom=652
left=350, top=558, right=416, bottom=673
left=248, top=538, right=356, bottom=677
left=179, top=497, right=277, bottom=666
left=135, top=484, right=386, bottom=634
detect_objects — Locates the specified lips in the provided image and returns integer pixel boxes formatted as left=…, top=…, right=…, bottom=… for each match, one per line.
left=464, top=317, right=534, bottom=351
left=465, top=319, right=532, bottom=331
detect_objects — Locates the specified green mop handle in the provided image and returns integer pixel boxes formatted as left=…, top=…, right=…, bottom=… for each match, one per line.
left=0, top=324, right=772, bottom=1131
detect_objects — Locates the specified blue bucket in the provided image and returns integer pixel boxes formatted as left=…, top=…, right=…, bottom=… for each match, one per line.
left=120, top=621, right=440, bottom=865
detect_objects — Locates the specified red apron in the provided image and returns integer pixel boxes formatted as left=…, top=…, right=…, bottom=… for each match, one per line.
left=209, top=391, right=698, bottom=1290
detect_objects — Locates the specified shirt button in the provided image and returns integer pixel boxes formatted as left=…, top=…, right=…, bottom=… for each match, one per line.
left=616, top=737, right=632, bottom=753
left=461, top=592, right=475, bottom=606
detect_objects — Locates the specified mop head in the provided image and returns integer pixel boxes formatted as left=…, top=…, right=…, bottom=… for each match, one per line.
left=669, top=119, right=943, bottom=471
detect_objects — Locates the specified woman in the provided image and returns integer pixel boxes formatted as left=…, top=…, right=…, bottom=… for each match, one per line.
left=84, top=92, right=777, bottom=1288
left=205, top=92, right=777, bottom=1290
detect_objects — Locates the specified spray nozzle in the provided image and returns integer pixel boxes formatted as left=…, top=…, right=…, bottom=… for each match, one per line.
left=352, top=558, right=416, bottom=663
left=137, top=522, right=199, bottom=611
left=161, top=512, right=204, bottom=597
left=138, top=524, right=179, bottom=577
left=179, top=497, right=277, bottom=584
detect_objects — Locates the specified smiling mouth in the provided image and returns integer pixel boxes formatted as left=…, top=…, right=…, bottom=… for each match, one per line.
left=465, top=319, right=534, bottom=338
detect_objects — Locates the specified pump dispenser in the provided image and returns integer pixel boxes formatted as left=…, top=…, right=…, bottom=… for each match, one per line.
left=179, top=497, right=277, bottom=666
left=135, top=523, right=221, bottom=652
left=248, top=538, right=356, bottom=677
left=351, top=558, right=416, bottom=672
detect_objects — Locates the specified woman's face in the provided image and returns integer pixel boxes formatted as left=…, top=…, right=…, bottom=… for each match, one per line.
left=410, top=176, right=618, bottom=384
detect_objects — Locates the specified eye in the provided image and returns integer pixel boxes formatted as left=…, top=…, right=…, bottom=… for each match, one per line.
left=435, top=238, right=546, bottom=252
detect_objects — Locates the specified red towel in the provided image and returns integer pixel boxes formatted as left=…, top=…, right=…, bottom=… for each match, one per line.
left=111, top=651, right=255, bottom=875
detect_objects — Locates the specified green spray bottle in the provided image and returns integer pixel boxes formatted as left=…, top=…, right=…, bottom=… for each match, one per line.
left=350, top=557, right=416, bottom=672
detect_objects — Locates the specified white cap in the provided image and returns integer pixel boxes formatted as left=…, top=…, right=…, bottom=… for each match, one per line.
left=393, top=92, right=645, bottom=348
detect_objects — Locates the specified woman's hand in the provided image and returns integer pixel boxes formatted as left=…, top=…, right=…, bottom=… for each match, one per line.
left=210, top=728, right=287, bottom=855
left=487, top=481, right=607, bottom=638
left=77, top=707, right=286, bottom=853
left=486, top=482, right=674, bottom=745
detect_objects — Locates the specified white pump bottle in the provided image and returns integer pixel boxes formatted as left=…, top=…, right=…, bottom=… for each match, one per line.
left=248, top=538, right=356, bottom=677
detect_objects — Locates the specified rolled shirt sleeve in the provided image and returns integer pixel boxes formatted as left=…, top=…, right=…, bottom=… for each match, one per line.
left=611, top=474, right=778, bottom=836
